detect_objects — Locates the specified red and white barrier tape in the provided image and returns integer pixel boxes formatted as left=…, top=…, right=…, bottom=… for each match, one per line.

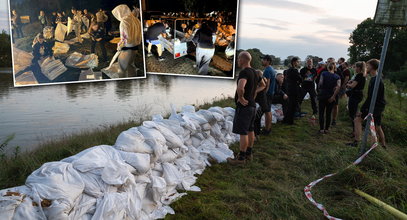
left=304, top=114, right=378, bottom=220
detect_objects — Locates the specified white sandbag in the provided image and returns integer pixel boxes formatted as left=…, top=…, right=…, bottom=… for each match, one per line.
left=210, top=123, right=223, bottom=141
left=150, top=176, right=166, bottom=203
left=196, top=110, right=216, bottom=124
left=182, top=113, right=208, bottom=125
left=65, top=52, right=98, bottom=69
left=158, top=150, right=178, bottom=163
left=208, top=107, right=224, bottom=115
left=26, top=162, right=85, bottom=218
left=181, top=105, right=195, bottom=113
left=118, top=151, right=151, bottom=174
left=55, top=23, right=67, bottom=42
left=13, top=195, right=46, bottom=220
left=212, top=112, right=225, bottom=122
left=91, top=193, right=126, bottom=220
left=223, top=107, right=235, bottom=117
left=162, top=163, right=182, bottom=186
left=101, top=159, right=134, bottom=186
left=143, top=121, right=183, bottom=149
left=150, top=206, right=175, bottom=219
left=53, top=42, right=70, bottom=55
left=76, top=170, right=117, bottom=198
left=0, top=193, right=23, bottom=220
left=40, top=57, right=67, bottom=80
left=114, top=127, right=153, bottom=154
left=156, top=120, right=184, bottom=137
left=68, top=194, right=97, bottom=220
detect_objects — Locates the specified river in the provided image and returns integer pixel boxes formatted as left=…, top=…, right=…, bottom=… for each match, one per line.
left=0, top=69, right=236, bottom=154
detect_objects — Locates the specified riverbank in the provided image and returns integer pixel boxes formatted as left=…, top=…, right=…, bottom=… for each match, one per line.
left=1, top=79, right=406, bottom=219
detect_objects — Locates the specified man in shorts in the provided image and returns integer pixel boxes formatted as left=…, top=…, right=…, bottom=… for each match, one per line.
left=229, top=51, right=265, bottom=164
left=260, top=55, right=276, bottom=135
left=145, top=22, right=168, bottom=61
left=348, top=59, right=387, bottom=148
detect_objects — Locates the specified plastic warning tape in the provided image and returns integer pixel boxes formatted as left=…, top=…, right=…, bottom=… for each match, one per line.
left=304, top=114, right=378, bottom=220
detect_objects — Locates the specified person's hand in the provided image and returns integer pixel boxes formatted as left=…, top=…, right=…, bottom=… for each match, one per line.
left=238, top=97, right=248, bottom=106
left=283, top=94, right=288, bottom=100
left=328, top=96, right=336, bottom=103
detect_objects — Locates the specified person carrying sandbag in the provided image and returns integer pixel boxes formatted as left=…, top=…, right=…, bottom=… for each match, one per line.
left=111, top=4, right=142, bottom=77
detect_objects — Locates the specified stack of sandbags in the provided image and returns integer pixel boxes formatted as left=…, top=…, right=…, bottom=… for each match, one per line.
left=65, top=52, right=98, bottom=69
left=52, top=42, right=70, bottom=55
left=55, top=23, right=68, bottom=42
left=40, top=57, right=67, bottom=81
left=0, top=105, right=239, bottom=220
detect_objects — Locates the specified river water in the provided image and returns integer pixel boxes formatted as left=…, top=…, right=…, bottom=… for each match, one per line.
left=0, top=69, right=236, bottom=154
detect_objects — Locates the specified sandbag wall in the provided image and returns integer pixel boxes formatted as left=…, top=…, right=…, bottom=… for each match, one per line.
left=0, top=105, right=239, bottom=220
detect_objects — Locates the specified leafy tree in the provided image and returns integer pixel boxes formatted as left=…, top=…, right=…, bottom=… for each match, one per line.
left=0, top=31, right=12, bottom=68
left=236, top=48, right=281, bottom=70
left=283, top=55, right=296, bottom=67
left=305, top=55, right=321, bottom=67
left=348, top=18, right=407, bottom=73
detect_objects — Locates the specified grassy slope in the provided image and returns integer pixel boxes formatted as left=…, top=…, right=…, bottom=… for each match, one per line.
left=0, top=81, right=406, bottom=220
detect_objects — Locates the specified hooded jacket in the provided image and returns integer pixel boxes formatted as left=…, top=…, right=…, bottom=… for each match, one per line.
left=112, top=5, right=141, bottom=48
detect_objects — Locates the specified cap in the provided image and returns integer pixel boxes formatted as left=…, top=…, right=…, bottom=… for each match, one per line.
left=260, top=54, right=272, bottom=62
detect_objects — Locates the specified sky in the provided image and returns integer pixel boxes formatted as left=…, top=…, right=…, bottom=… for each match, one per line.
left=0, top=0, right=9, bottom=33
left=238, top=0, right=377, bottom=61
left=0, top=0, right=377, bottom=60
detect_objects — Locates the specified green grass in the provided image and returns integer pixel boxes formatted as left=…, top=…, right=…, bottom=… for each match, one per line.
left=0, top=81, right=406, bottom=220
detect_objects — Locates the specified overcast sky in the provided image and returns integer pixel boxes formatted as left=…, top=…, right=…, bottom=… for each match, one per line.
left=0, top=0, right=9, bottom=33
left=0, top=0, right=377, bottom=60
left=238, top=0, right=377, bottom=60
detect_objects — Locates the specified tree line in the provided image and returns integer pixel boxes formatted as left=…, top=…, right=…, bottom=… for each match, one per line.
left=0, top=31, right=12, bottom=68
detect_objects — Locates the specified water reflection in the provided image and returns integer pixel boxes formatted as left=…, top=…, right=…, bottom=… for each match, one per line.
left=0, top=71, right=235, bottom=153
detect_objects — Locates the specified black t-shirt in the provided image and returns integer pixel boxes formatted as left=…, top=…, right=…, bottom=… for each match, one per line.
left=300, top=67, right=317, bottom=84
left=285, top=67, right=302, bottom=96
left=353, top=73, right=366, bottom=91
left=340, top=69, right=351, bottom=86
left=235, top=67, right=260, bottom=108
left=146, top=23, right=166, bottom=40
left=361, top=76, right=386, bottom=112
left=192, top=29, right=214, bottom=49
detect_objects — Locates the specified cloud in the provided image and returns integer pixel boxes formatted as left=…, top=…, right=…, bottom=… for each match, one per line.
left=316, top=16, right=361, bottom=33
left=244, top=0, right=325, bottom=13
left=245, top=23, right=288, bottom=31
left=237, top=36, right=349, bottom=60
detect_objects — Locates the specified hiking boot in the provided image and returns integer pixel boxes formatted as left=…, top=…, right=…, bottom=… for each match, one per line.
left=158, top=56, right=165, bottom=61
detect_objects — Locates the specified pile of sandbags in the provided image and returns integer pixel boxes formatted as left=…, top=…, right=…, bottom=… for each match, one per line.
left=0, top=105, right=239, bottom=220
left=40, top=57, right=67, bottom=81
left=53, top=42, right=70, bottom=55
left=65, top=52, right=99, bottom=69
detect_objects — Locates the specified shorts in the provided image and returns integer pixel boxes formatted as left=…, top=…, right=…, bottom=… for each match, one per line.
left=265, top=94, right=273, bottom=113
left=232, top=105, right=256, bottom=135
left=361, top=108, right=384, bottom=126
left=255, top=93, right=269, bottom=113
left=334, top=94, right=340, bottom=105
left=146, top=39, right=161, bottom=45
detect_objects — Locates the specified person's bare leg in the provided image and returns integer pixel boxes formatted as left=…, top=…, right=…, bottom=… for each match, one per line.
left=157, top=44, right=163, bottom=57
left=239, top=134, right=249, bottom=152
left=248, top=131, right=255, bottom=148
left=376, top=126, right=386, bottom=147
left=265, top=112, right=272, bottom=131
left=332, top=105, right=338, bottom=123
left=147, top=43, right=152, bottom=54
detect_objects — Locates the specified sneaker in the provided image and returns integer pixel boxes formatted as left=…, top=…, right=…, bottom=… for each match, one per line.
left=331, top=120, right=337, bottom=126
left=158, top=56, right=165, bottom=61
left=147, top=53, right=153, bottom=57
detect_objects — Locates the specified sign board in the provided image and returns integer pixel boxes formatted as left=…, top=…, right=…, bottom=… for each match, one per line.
left=374, top=0, right=407, bottom=26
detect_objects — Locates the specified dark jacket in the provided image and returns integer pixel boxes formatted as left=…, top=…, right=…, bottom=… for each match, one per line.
left=285, top=67, right=302, bottom=96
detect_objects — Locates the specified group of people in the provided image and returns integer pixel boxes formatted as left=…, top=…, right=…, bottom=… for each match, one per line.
left=143, top=10, right=236, bottom=75
left=12, top=4, right=142, bottom=81
left=229, top=51, right=387, bottom=164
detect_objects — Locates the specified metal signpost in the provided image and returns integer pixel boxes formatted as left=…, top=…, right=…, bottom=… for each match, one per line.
left=360, top=0, right=407, bottom=153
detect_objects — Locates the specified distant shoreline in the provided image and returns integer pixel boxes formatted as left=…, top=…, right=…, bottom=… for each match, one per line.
left=0, top=68, right=12, bottom=74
